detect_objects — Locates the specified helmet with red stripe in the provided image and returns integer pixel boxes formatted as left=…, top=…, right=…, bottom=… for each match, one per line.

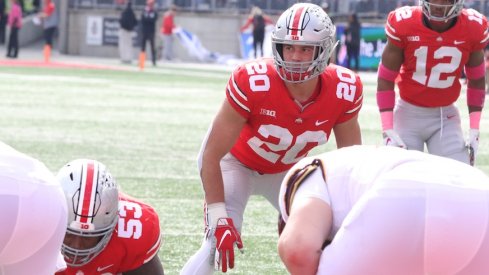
left=272, top=3, right=337, bottom=83
left=420, top=0, right=464, bottom=22
left=57, top=159, right=119, bottom=266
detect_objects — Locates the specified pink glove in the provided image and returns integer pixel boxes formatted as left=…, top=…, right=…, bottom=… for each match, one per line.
left=211, top=218, right=243, bottom=272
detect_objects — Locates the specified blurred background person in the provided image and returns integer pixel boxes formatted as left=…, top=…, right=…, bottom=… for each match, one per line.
left=6, top=0, right=21, bottom=58
left=160, top=4, right=176, bottom=61
left=240, top=6, right=273, bottom=58
left=119, top=1, right=138, bottom=64
left=0, top=0, right=6, bottom=45
left=32, top=0, right=40, bottom=13
left=38, top=0, right=58, bottom=63
left=344, top=13, right=361, bottom=71
left=139, top=0, right=158, bottom=69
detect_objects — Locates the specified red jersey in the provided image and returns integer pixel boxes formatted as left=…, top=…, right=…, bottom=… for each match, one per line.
left=56, top=193, right=161, bottom=275
left=385, top=6, right=489, bottom=107
left=161, top=12, right=175, bottom=35
left=227, top=58, right=363, bottom=174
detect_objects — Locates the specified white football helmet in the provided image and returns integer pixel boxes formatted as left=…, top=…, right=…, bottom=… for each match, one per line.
left=272, top=3, right=337, bottom=83
left=419, top=0, right=464, bottom=22
left=57, top=159, right=119, bottom=266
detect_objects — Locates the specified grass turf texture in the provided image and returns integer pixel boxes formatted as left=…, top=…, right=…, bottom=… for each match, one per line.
left=0, top=65, right=488, bottom=274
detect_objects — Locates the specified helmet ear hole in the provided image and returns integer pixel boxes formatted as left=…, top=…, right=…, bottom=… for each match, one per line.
left=276, top=43, right=284, bottom=60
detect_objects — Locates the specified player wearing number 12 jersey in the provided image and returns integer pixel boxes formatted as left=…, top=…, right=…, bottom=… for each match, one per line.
left=377, top=0, right=489, bottom=165
left=181, top=3, right=362, bottom=274
left=55, top=159, right=164, bottom=275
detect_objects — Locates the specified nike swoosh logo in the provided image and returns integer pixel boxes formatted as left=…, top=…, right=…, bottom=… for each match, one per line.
left=454, top=40, right=465, bottom=45
left=218, top=230, right=232, bottom=249
left=97, top=264, right=114, bottom=272
left=447, top=115, right=456, bottom=119
left=315, top=120, right=328, bottom=126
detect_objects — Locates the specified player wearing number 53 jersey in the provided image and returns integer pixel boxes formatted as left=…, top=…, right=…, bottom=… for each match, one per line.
left=55, top=159, right=164, bottom=275
left=377, top=1, right=489, bottom=165
left=181, top=3, right=362, bottom=274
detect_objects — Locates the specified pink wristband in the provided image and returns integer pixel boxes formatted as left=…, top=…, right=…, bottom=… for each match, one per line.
left=470, top=111, right=482, bottom=129
left=467, top=87, right=485, bottom=107
left=464, top=62, right=486, bottom=80
left=378, top=63, right=399, bottom=82
left=380, top=111, right=394, bottom=131
left=376, top=90, right=396, bottom=111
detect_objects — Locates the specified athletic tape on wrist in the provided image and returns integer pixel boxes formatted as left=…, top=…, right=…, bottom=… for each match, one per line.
left=467, top=87, right=485, bottom=107
left=378, top=63, right=399, bottom=82
left=376, top=90, right=395, bottom=111
left=470, top=111, right=482, bottom=130
left=464, top=62, right=485, bottom=80
left=380, top=111, right=394, bottom=131
left=207, top=202, right=228, bottom=228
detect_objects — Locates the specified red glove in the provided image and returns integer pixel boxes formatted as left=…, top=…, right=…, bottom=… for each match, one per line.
left=211, top=218, right=243, bottom=272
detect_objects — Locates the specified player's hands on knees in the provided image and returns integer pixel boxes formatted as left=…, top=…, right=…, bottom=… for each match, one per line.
left=383, top=129, right=407, bottom=149
left=466, top=129, right=480, bottom=166
left=211, top=218, right=243, bottom=273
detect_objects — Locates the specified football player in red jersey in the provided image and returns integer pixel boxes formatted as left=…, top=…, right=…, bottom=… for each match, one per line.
left=376, top=0, right=489, bottom=165
left=55, top=159, right=164, bottom=275
left=181, top=3, right=363, bottom=274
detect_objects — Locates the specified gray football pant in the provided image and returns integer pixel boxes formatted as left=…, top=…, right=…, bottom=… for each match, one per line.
left=394, top=98, right=469, bottom=164
left=180, top=153, right=286, bottom=275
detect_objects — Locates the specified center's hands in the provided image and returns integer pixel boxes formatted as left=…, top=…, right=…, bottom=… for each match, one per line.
left=210, top=218, right=243, bottom=273
left=383, top=129, right=407, bottom=149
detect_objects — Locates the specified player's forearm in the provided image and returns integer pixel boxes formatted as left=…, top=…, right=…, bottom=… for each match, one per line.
left=201, top=160, right=225, bottom=204
left=467, top=78, right=485, bottom=114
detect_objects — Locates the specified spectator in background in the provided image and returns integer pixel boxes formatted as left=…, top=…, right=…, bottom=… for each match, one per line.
left=119, top=1, right=138, bottom=64
left=39, top=0, right=58, bottom=63
left=240, top=6, right=273, bottom=58
left=344, top=13, right=361, bottom=71
left=0, top=0, right=6, bottom=45
left=32, top=0, right=40, bottom=13
left=16, top=0, right=23, bottom=13
left=160, top=4, right=177, bottom=61
left=6, top=0, right=21, bottom=58
left=139, top=0, right=158, bottom=69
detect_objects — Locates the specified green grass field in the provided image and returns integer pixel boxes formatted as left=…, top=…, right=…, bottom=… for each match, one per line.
left=0, top=64, right=488, bottom=274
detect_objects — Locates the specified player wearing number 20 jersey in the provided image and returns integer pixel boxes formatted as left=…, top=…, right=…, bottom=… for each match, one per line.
left=227, top=58, right=363, bottom=174
left=386, top=6, right=489, bottom=107
left=181, top=4, right=363, bottom=274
